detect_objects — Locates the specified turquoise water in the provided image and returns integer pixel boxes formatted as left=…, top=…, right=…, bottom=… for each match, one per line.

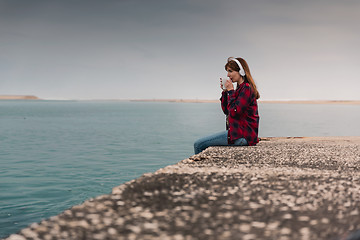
left=1, top=100, right=360, bottom=237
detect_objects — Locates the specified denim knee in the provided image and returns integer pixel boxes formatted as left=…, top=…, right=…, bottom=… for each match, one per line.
left=194, top=139, right=204, bottom=155
left=194, top=131, right=228, bottom=155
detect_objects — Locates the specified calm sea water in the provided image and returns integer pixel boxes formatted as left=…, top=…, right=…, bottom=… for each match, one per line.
left=1, top=100, right=359, bottom=237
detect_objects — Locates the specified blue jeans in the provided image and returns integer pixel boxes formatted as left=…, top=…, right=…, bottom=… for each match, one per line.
left=194, top=130, right=248, bottom=154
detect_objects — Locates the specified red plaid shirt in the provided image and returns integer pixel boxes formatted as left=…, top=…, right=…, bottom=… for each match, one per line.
left=220, top=82, right=259, bottom=145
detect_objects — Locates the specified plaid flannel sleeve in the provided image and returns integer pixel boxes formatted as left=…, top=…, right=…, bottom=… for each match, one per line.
left=220, top=91, right=229, bottom=115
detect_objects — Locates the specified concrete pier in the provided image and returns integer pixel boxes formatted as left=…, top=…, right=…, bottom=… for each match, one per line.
left=5, top=137, right=360, bottom=240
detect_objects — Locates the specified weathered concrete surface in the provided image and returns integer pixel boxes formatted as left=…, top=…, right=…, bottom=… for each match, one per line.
left=5, top=137, right=360, bottom=240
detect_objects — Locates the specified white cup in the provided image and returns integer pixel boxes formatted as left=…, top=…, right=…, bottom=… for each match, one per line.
left=221, top=77, right=236, bottom=90
left=221, top=77, right=228, bottom=90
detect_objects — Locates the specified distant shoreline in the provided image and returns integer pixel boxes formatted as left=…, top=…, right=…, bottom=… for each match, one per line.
left=130, top=99, right=360, bottom=105
left=1, top=96, right=359, bottom=105
left=130, top=99, right=218, bottom=103
left=259, top=100, right=360, bottom=105
left=0, top=95, right=39, bottom=100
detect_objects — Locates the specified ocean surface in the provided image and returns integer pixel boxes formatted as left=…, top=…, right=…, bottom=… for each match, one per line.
left=1, top=100, right=360, bottom=237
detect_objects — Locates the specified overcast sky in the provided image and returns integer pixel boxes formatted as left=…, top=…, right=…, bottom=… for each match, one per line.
left=1, top=0, right=359, bottom=100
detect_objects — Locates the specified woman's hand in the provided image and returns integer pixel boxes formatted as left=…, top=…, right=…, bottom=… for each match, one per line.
left=225, top=79, right=234, bottom=91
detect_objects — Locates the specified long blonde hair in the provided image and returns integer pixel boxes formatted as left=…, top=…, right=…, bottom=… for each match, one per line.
left=225, top=57, right=260, bottom=99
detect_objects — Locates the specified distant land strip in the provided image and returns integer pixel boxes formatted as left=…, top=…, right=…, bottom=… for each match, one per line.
left=0, top=95, right=39, bottom=100
left=130, top=99, right=218, bottom=103
left=130, top=99, right=360, bottom=105
left=259, top=100, right=360, bottom=105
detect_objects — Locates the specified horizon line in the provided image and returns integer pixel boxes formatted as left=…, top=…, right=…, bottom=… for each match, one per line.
left=1, top=95, right=360, bottom=104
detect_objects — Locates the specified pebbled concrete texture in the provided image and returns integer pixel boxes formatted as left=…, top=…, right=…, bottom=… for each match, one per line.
left=5, top=137, right=360, bottom=240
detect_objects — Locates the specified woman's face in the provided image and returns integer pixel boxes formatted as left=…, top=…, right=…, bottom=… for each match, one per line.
left=226, top=67, right=242, bottom=84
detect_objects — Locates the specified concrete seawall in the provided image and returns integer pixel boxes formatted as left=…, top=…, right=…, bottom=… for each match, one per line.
left=5, top=137, right=360, bottom=240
